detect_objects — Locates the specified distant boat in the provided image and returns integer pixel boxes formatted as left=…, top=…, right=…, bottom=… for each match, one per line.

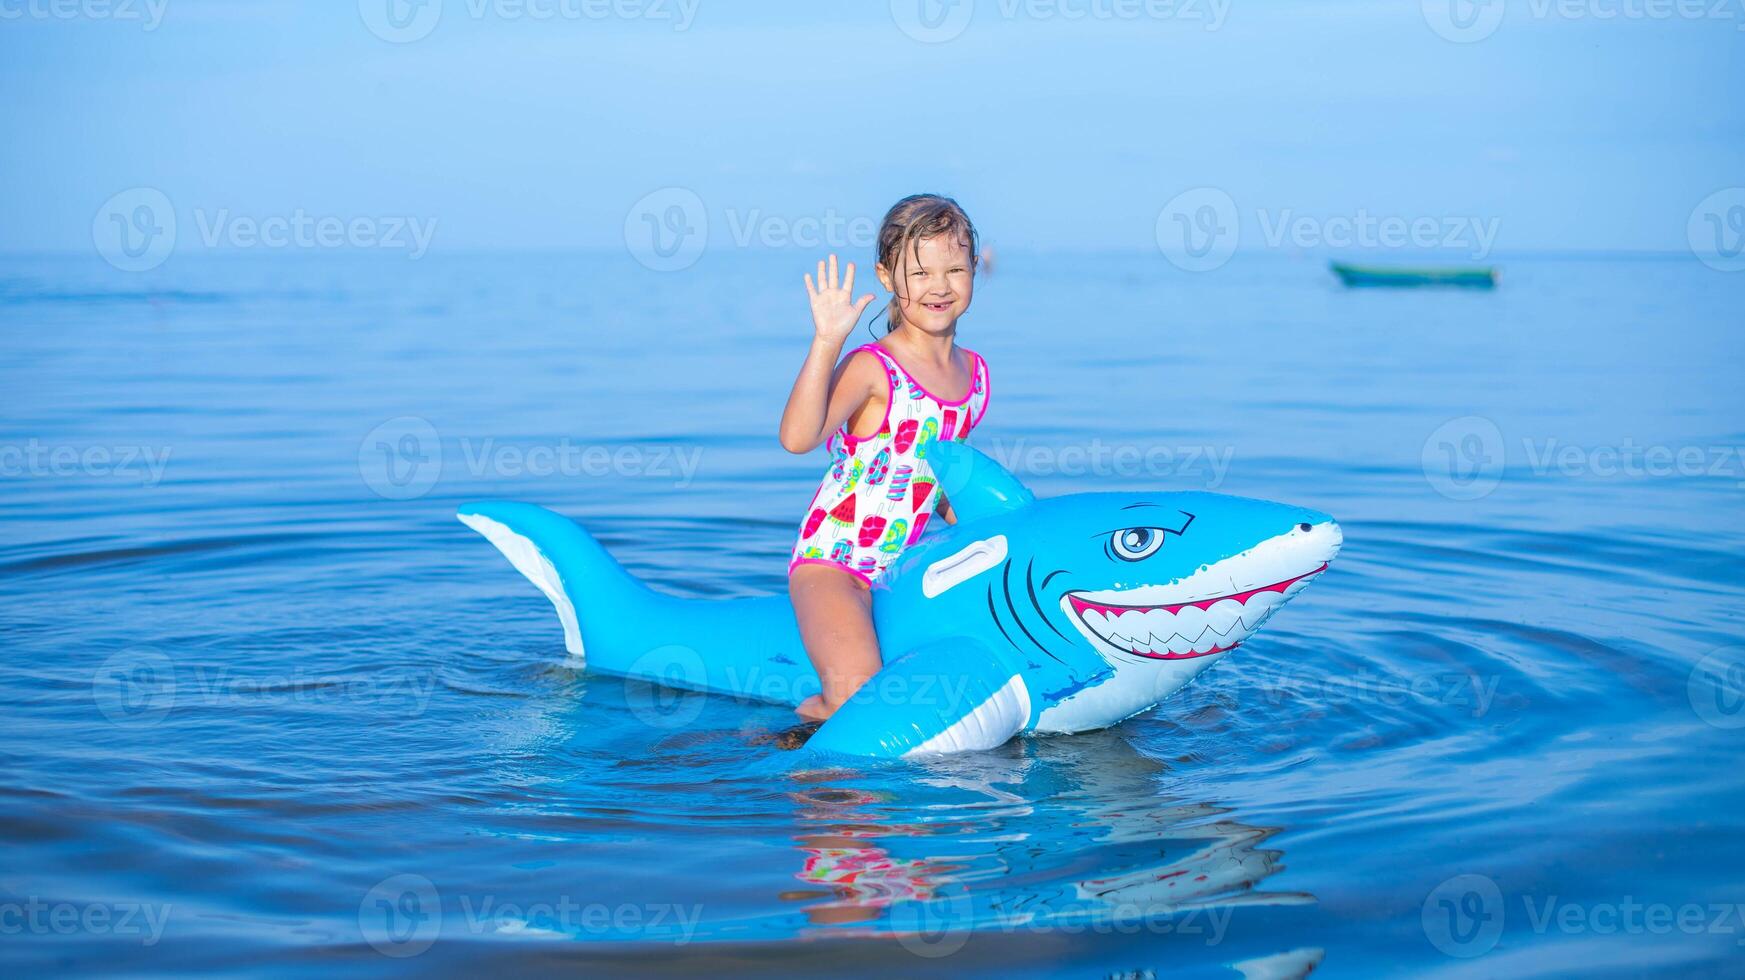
left=1330, top=261, right=1498, bottom=289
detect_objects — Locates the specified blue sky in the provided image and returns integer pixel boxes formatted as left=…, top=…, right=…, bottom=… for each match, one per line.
left=1, top=0, right=1740, bottom=255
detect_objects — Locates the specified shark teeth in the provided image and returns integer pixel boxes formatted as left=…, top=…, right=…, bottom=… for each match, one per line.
left=1065, top=564, right=1326, bottom=660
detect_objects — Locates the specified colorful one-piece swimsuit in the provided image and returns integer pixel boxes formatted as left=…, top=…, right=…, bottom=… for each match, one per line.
left=789, top=342, right=990, bottom=585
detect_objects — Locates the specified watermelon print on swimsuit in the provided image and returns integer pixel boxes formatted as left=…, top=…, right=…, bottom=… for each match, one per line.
left=788, top=343, right=989, bottom=585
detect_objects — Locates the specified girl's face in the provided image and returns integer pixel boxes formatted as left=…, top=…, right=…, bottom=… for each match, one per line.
left=878, top=233, right=974, bottom=336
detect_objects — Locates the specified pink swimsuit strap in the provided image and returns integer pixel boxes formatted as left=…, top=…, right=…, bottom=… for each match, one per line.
left=852, top=343, right=984, bottom=408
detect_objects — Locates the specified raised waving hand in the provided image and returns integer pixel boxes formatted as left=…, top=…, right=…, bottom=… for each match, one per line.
left=804, top=254, right=875, bottom=343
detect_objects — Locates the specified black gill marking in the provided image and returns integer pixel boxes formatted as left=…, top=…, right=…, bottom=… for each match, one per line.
left=1025, top=559, right=1075, bottom=644
left=1002, top=560, right=1067, bottom=664
left=986, top=585, right=1024, bottom=654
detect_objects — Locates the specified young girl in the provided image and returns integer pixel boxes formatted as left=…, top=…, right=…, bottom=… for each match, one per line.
left=777, top=194, right=989, bottom=723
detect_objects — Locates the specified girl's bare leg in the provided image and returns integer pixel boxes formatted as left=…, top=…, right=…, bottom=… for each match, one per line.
left=789, top=564, right=882, bottom=722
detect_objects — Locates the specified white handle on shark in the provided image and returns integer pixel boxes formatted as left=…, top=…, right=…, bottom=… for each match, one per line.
left=459, top=441, right=1341, bottom=759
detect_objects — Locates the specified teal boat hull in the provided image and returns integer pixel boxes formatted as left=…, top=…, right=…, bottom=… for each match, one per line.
left=1331, top=262, right=1497, bottom=288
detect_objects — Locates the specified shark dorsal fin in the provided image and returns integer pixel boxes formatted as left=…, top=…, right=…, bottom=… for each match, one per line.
left=927, top=441, right=1034, bottom=523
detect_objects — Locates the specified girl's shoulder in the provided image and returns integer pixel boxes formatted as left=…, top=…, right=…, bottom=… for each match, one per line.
left=838, top=344, right=899, bottom=398
left=959, top=345, right=988, bottom=381
left=841, top=343, right=897, bottom=376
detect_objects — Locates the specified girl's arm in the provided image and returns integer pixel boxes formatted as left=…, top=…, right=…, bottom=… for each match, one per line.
left=778, top=255, right=878, bottom=454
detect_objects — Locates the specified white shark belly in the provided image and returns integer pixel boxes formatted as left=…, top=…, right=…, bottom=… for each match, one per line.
left=1035, top=654, right=1227, bottom=733
left=905, top=674, right=1033, bottom=757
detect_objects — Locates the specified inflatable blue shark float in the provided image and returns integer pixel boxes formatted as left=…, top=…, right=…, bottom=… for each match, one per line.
left=459, top=442, right=1341, bottom=760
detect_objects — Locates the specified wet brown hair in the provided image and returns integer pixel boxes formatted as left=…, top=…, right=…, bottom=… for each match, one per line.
left=874, top=194, right=978, bottom=334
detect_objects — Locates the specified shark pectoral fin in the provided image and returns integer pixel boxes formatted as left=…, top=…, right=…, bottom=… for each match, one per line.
left=802, top=638, right=1031, bottom=760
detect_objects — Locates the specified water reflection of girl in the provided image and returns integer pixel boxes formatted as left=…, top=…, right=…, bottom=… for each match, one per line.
left=779, top=788, right=957, bottom=927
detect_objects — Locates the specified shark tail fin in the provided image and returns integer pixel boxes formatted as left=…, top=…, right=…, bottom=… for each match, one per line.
left=457, top=501, right=648, bottom=661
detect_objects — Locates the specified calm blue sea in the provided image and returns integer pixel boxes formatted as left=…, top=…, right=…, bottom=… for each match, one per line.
left=2, top=249, right=1742, bottom=977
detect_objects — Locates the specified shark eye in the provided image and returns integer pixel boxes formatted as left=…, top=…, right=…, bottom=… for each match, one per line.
left=1110, top=527, right=1165, bottom=561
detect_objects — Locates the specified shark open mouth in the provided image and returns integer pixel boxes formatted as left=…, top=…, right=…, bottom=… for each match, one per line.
left=1064, top=564, right=1328, bottom=660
